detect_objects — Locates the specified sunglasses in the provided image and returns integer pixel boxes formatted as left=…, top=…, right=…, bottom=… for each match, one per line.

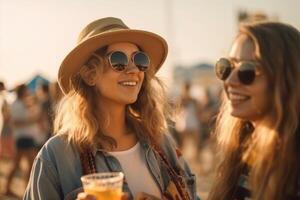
left=215, top=57, right=261, bottom=85
left=107, top=51, right=150, bottom=72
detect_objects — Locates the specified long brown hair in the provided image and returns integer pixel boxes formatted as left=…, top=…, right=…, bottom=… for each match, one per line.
left=209, top=22, right=300, bottom=200
left=54, top=45, right=171, bottom=152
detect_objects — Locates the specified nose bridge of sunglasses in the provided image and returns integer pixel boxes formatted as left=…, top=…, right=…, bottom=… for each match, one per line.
left=129, top=52, right=149, bottom=71
left=226, top=67, right=241, bottom=83
left=126, top=62, right=140, bottom=72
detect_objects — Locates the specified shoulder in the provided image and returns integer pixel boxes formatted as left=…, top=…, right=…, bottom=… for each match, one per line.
left=160, top=133, right=183, bottom=162
left=26, top=134, right=83, bottom=199
left=37, top=134, right=79, bottom=166
left=45, top=134, right=69, bottom=149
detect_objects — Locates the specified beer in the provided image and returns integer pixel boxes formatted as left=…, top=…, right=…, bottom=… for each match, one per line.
left=81, top=172, right=124, bottom=200
left=85, top=186, right=122, bottom=200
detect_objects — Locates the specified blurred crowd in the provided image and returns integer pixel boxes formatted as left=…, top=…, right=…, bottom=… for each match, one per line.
left=0, top=80, right=63, bottom=197
left=171, top=82, right=220, bottom=160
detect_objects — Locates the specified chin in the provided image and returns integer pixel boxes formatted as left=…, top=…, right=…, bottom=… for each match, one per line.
left=230, top=111, right=262, bottom=123
left=230, top=109, right=250, bottom=120
left=128, top=98, right=138, bottom=104
left=121, top=97, right=138, bottom=105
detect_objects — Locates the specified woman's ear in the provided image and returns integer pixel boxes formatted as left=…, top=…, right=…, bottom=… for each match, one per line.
left=80, top=54, right=104, bottom=86
left=79, top=66, right=97, bottom=86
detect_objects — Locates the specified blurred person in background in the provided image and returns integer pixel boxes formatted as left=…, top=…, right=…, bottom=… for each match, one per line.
left=24, top=17, right=199, bottom=200
left=208, top=21, right=300, bottom=200
left=50, top=81, right=64, bottom=109
left=0, top=82, right=4, bottom=135
left=176, top=81, right=202, bottom=159
left=0, top=81, right=15, bottom=159
left=5, top=84, right=39, bottom=196
left=198, top=88, right=219, bottom=146
left=26, top=91, right=48, bottom=150
left=36, top=83, right=54, bottom=142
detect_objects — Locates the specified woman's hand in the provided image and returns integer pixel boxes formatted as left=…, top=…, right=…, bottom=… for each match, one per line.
left=134, top=192, right=161, bottom=200
left=76, top=193, right=96, bottom=200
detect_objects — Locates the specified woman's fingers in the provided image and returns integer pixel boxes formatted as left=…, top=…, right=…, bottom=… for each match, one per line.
left=121, top=192, right=129, bottom=200
left=76, top=192, right=96, bottom=200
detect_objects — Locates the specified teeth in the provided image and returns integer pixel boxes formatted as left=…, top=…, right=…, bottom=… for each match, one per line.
left=229, top=93, right=248, bottom=101
left=120, top=81, right=137, bottom=86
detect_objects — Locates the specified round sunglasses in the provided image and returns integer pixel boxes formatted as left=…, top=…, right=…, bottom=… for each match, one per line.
left=215, top=57, right=261, bottom=85
left=107, top=51, right=150, bottom=72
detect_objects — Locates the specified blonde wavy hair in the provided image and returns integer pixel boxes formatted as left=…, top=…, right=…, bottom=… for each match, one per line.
left=208, top=22, right=300, bottom=200
left=54, top=46, right=171, bottom=151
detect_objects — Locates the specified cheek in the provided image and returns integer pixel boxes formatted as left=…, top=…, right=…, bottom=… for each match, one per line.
left=140, top=73, right=145, bottom=83
left=255, top=93, right=269, bottom=110
left=95, top=73, right=117, bottom=93
left=223, top=83, right=229, bottom=96
left=252, top=82, right=272, bottom=114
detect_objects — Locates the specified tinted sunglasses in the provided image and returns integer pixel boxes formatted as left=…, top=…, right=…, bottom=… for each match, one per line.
left=215, top=57, right=261, bottom=85
left=107, top=51, right=150, bottom=72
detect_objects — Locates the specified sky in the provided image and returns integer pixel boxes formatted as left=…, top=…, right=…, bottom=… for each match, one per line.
left=1, top=0, right=299, bottom=89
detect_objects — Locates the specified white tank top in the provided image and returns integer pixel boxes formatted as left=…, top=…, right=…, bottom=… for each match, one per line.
left=108, top=142, right=161, bottom=198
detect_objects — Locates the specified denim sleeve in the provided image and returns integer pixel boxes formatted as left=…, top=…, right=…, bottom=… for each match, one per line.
left=23, top=157, right=62, bottom=200
left=181, top=157, right=201, bottom=200
left=162, top=133, right=201, bottom=200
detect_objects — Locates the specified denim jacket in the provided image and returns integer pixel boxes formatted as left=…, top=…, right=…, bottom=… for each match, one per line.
left=24, top=133, right=199, bottom=200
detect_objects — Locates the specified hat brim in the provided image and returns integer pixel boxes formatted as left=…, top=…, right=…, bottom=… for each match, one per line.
left=58, top=29, right=168, bottom=94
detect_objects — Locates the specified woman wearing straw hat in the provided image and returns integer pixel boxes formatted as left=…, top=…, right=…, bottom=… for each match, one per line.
left=24, top=17, right=198, bottom=200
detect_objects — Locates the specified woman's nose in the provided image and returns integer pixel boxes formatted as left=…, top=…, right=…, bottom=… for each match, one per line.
left=125, top=62, right=140, bottom=74
left=224, top=68, right=240, bottom=86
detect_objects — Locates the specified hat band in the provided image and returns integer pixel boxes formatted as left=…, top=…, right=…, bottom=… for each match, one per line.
left=100, top=24, right=128, bottom=32
left=80, top=24, right=129, bottom=43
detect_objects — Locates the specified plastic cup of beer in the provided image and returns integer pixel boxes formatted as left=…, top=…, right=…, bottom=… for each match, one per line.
left=81, top=172, right=124, bottom=200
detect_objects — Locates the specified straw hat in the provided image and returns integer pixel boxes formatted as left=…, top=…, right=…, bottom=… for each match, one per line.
left=58, top=17, right=168, bottom=94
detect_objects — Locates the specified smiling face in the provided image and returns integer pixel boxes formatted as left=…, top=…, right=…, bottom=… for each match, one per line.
left=224, top=34, right=272, bottom=123
left=94, top=42, right=145, bottom=107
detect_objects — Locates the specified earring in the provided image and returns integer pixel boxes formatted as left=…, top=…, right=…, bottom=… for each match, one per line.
left=88, top=79, right=95, bottom=86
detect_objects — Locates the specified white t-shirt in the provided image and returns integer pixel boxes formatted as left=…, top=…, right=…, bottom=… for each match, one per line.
left=184, top=100, right=200, bottom=131
left=176, top=100, right=201, bottom=132
left=10, top=99, right=36, bottom=139
left=108, top=142, right=161, bottom=198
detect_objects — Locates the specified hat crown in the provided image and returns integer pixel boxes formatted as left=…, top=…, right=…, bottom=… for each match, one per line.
left=77, top=17, right=129, bottom=44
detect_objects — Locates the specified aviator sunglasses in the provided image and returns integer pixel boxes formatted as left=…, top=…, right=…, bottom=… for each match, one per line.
left=215, top=57, right=261, bottom=85
left=107, top=51, right=150, bottom=72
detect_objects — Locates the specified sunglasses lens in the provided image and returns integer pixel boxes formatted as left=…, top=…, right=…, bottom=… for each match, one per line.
left=215, top=58, right=232, bottom=80
left=109, top=51, right=128, bottom=71
left=238, top=63, right=256, bottom=85
left=133, top=52, right=150, bottom=72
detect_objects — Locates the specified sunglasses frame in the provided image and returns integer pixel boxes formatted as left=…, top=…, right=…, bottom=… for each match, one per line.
left=106, top=50, right=150, bottom=72
left=215, top=57, right=262, bottom=85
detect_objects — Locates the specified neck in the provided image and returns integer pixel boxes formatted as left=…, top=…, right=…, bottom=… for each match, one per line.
left=251, top=114, right=275, bottom=130
left=97, top=99, right=138, bottom=151
left=102, top=104, right=127, bottom=139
